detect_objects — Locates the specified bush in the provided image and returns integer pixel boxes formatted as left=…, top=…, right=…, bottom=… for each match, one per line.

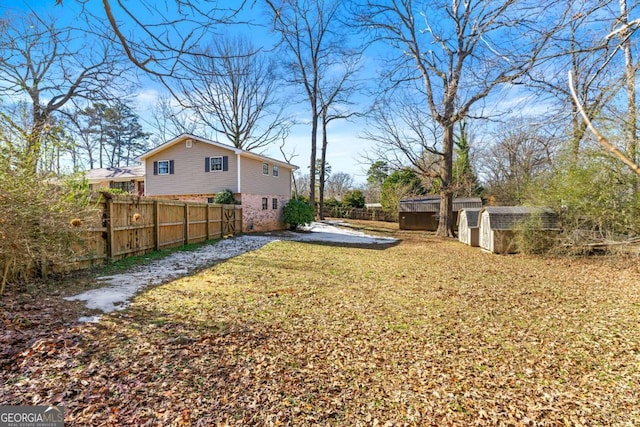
left=213, top=189, right=237, bottom=204
left=342, top=190, right=365, bottom=208
left=0, top=169, right=95, bottom=293
left=525, top=151, right=640, bottom=247
left=283, top=198, right=315, bottom=230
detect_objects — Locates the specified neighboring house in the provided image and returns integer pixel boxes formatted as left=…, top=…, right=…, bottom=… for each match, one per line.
left=479, top=206, right=559, bottom=254
left=399, top=196, right=483, bottom=231
left=136, top=134, right=298, bottom=232
left=84, top=166, right=146, bottom=195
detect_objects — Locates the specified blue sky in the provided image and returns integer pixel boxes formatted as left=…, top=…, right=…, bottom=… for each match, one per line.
left=1, top=0, right=376, bottom=183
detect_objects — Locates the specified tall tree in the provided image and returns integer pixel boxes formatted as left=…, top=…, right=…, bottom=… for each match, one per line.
left=177, top=36, right=285, bottom=151
left=75, top=101, right=149, bottom=168
left=357, top=0, right=553, bottom=236
left=0, top=12, right=127, bottom=172
left=526, top=0, right=619, bottom=163
left=265, top=0, right=360, bottom=211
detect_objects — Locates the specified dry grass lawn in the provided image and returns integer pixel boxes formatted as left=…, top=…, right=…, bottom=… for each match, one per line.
left=2, top=222, right=640, bottom=426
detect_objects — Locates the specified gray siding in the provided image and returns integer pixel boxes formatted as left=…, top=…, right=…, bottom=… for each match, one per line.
left=239, top=156, right=292, bottom=196
left=145, top=140, right=238, bottom=196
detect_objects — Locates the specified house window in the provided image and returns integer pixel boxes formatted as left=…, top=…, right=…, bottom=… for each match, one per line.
left=273, top=165, right=279, bottom=177
left=209, top=156, right=223, bottom=172
left=262, top=197, right=268, bottom=210
left=205, top=156, right=228, bottom=172
left=272, top=198, right=278, bottom=209
left=155, top=160, right=173, bottom=175
left=263, top=163, right=269, bottom=175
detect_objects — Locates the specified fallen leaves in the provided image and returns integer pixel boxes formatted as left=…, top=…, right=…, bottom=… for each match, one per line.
left=2, top=222, right=640, bottom=425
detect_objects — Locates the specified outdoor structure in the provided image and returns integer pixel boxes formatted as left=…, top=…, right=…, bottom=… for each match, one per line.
left=136, top=134, right=298, bottom=232
left=479, top=206, right=560, bottom=254
left=399, top=196, right=483, bottom=231
left=84, top=166, right=145, bottom=195
left=457, top=208, right=481, bottom=247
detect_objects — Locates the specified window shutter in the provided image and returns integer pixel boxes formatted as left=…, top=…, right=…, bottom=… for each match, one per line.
left=169, top=160, right=175, bottom=174
left=205, top=157, right=210, bottom=172
left=153, top=161, right=158, bottom=175
left=223, top=156, right=228, bottom=171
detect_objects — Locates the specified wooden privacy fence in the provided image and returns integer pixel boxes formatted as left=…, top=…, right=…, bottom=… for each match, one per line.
left=77, top=196, right=242, bottom=269
left=324, top=206, right=396, bottom=222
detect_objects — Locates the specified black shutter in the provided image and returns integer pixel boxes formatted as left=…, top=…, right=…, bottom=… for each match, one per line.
left=169, top=160, right=175, bottom=174
left=205, top=157, right=210, bottom=172
left=153, top=161, right=158, bottom=175
left=223, top=156, right=228, bottom=171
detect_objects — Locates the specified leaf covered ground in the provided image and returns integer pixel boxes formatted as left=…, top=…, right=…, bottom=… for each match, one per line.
left=2, top=222, right=640, bottom=426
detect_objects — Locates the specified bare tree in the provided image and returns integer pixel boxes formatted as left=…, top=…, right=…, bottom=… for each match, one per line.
left=264, top=0, right=361, bottom=211
left=0, top=12, right=128, bottom=172
left=525, top=0, right=621, bottom=163
left=177, top=36, right=285, bottom=151
left=567, top=0, right=640, bottom=177
left=357, top=0, right=554, bottom=236
left=363, top=93, right=443, bottom=183
left=479, top=123, right=558, bottom=204
left=325, top=172, right=354, bottom=200
left=71, top=0, right=247, bottom=78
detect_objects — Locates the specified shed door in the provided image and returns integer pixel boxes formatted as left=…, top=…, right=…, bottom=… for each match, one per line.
left=459, top=214, right=468, bottom=244
left=480, top=212, right=492, bottom=251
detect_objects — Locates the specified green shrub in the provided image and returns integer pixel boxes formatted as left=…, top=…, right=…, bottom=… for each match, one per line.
left=283, top=198, right=315, bottom=230
left=213, top=189, right=237, bottom=204
left=343, top=190, right=365, bottom=208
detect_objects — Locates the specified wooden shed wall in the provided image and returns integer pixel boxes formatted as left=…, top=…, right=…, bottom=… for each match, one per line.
left=399, top=211, right=460, bottom=231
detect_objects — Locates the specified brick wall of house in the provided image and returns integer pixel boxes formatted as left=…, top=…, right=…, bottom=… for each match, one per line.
left=241, top=193, right=288, bottom=232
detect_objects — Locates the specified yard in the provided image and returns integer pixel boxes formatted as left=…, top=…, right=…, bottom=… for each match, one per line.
left=1, top=222, right=640, bottom=426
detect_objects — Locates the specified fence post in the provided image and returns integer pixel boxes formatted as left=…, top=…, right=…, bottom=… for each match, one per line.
left=154, top=200, right=160, bottom=251
left=205, top=204, right=210, bottom=241
left=184, top=203, right=189, bottom=245
left=106, top=198, right=115, bottom=260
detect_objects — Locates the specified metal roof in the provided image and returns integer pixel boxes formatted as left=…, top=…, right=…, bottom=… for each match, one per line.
left=480, top=206, right=559, bottom=230
left=399, top=197, right=482, bottom=213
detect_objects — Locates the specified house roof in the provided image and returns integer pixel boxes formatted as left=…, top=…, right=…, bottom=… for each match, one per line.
left=399, top=196, right=482, bottom=213
left=83, top=165, right=145, bottom=183
left=457, top=208, right=481, bottom=228
left=135, top=133, right=298, bottom=170
left=480, top=206, right=559, bottom=230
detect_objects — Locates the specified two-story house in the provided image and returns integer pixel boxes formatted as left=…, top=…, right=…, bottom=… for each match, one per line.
left=136, top=134, right=298, bottom=232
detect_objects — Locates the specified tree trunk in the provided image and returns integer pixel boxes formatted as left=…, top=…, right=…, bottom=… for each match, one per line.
left=319, top=110, right=328, bottom=220
left=436, top=123, right=455, bottom=237
left=620, top=0, right=637, bottom=163
left=309, top=109, right=318, bottom=215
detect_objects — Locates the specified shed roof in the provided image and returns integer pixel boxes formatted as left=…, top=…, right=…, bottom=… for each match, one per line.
left=481, top=206, right=559, bottom=230
left=399, top=196, right=482, bottom=213
left=457, top=208, right=481, bottom=228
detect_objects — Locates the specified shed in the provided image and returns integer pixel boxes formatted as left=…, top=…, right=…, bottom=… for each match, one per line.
left=479, top=206, right=559, bottom=254
left=457, top=208, right=481, bottom=247
left=399, top=196, right=483, bottom=231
